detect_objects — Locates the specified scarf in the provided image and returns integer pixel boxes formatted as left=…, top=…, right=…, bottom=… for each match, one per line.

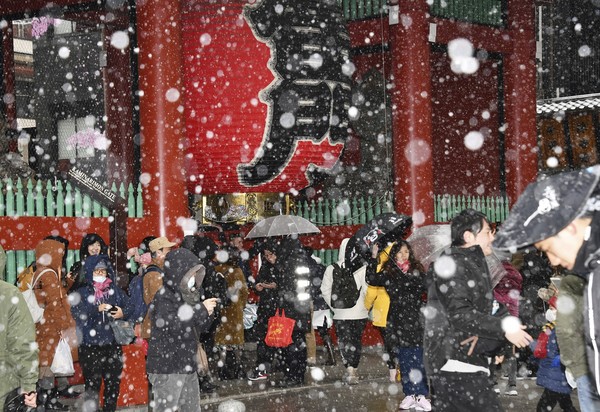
left=397, top=260, right=410, bottom=273
left=94, top=277, right=112, bottom=302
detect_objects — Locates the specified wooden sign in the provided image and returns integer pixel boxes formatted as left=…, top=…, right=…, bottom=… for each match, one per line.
left=68, top=166, right=117, bottom=207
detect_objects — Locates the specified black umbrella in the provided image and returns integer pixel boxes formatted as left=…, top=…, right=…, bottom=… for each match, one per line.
left=344, top=212, right=412, bottom=273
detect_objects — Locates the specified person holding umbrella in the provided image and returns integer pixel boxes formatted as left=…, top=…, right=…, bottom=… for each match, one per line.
left=368, top=240, right=431, bottom=411
left=494, top=166, right=600, bottom=411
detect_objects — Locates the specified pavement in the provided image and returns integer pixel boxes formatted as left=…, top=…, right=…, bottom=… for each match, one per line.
left=62, top=343, right=581, bottom=411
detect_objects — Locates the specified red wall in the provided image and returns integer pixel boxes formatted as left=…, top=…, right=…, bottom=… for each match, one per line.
left=430, top=49, right=502, bottom=196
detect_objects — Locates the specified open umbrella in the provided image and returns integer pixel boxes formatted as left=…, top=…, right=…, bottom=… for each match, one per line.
left=245, top=215, right=320, bottom=239
left=406, top=224, right=451, bottom=271
left=345, top=212, right=412, bottom=273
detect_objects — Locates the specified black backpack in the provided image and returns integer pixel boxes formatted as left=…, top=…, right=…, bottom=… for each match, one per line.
left=331, top=263, right=360, bottom=309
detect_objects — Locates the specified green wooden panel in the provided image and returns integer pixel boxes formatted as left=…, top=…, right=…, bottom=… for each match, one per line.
left=429, top=0, right=503, bottom=26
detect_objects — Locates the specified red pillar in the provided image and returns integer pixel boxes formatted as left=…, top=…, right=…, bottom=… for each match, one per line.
left=103, top=25, right=135, bottom=187
left=504, top=0, right=538, bottom=204
left=136, top=0, right=188, bottom=239
left=389, top=0, right=435, bottom=227
left=2, top=24, right=17, bottom=130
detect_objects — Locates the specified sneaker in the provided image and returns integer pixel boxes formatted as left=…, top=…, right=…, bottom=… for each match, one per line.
left=399, top=395, right=417, bottom=410
left=505, top=385, right=518, bottom=396
left=493, top=386, right=500, bottom=394
left=415, top=396, right=432, bottom=411
left=346, top=366, right=359, bottom=385
left=248, top=369, right=268, bottom=381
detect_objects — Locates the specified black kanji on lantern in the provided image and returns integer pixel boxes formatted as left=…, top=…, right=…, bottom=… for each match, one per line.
left=239, top=0, right=353, bottom=187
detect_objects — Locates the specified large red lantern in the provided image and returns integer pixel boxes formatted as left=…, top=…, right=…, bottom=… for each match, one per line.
left=182, top=0, right=352, bottom=195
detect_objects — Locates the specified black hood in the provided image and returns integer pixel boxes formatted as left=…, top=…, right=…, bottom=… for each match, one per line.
left=163, top=248, right=205, bottom=293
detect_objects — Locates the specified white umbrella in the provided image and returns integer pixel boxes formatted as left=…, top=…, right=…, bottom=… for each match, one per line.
left=407, top=224, right=451, bottom=271
left=245, top=215, right=320, bottom=239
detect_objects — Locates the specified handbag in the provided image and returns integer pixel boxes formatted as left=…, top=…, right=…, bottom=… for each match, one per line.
left=264, top=309, right=296, bottom=348
left=196, top=343, right=210, bottom=376
left=110, top=319, right=136, bottom=345
left=22, top=268, right=57, bottom=323
left=50, top=338, right=74, bottom=376
left=3, top=388, right=29, bottom=412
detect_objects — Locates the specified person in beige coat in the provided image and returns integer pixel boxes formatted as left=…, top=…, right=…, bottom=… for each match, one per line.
left=214, top=257, right=248, bottom=379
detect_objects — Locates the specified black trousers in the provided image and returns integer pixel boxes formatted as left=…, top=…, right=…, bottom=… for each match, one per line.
left=334, top=318, right=367, bottom=368
left=277, top=329, right=307, bottom=383
left=536, top=388, right=578, bottom=412
left=431, top=371, right=504, bottom=412
left=79, top=344, right=123, bottom=412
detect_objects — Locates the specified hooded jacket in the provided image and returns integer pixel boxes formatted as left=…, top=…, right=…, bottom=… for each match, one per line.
left=70, top=254, right=131, bottom=346
left=33, top=239, right=75, bottom=367
left=321, top=238, right=368, bottom=321
left=0, top=280, right=38, bottom=410
left=147, top=248, right=213, bottom=374
left=423, top=245, right=506, bottom=374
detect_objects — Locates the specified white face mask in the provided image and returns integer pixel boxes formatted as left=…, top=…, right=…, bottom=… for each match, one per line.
left=546, top=308, right=557, bottom=322
left=93, top=276, right=106, bottom=283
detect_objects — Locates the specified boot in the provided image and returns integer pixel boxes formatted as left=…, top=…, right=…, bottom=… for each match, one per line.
left=322, top=335, right=336, bottom=366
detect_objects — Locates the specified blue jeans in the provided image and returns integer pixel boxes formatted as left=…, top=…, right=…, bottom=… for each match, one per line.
left=397, top=346, right=429, bottom=397
left=576, top=374, right=600, bottom=412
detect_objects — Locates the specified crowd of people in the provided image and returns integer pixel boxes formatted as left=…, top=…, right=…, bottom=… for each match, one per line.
left=5, top=166, right=600, bottom=411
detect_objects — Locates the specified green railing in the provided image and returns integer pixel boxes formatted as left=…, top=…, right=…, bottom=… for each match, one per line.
left=337, top=0, right=503, bottom=25
left=0, top=178, right=143, bottom=218
left=338, top=0, right=387, bottom=20
left=293, top=194, right=394, bottom=226
left=429, top=0, right=504, bottom=26
left=434, top=194, right=509, bottom=223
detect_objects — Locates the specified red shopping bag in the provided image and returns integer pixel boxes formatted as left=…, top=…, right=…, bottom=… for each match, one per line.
left=264, top=309, right=296, bottom=348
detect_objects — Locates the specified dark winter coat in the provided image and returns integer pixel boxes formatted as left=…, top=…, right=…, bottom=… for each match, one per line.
left=376, top=264, right=427, bottom=347
left=274, top=238, right=312, bottom=332
left=308, top=256, right=328, bottom=311
left=533, top=327, right=572, bottom=394
left=146, top=248, right=213, bottom=374
left=423, top=246, right=506, bottom=374
left=573, top=212, right=600, bottom=395
left=70, top=254, right=132, bottom=346
left=253, top=261, right=279, bottom=337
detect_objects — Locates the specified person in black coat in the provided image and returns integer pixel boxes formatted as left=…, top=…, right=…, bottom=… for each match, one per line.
left=368, top=240, right=430, bottom=410
left=272, top=237, right=312, bottom=387
left=423, top=209, right=533, bottom=412
left=146, top=248, right=217, bottom=410
left=248, top=239, right=280, bottom=381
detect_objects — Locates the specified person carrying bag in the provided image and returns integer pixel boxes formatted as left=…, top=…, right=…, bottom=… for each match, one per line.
left=264, top=309, right=296, bottom=348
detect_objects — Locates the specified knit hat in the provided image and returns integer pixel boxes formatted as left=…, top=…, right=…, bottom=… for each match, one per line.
left=94, top=259, right=108, bottom=270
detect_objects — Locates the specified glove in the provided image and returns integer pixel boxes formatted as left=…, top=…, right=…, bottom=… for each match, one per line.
left=551, top=355, right=561, bottom=368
